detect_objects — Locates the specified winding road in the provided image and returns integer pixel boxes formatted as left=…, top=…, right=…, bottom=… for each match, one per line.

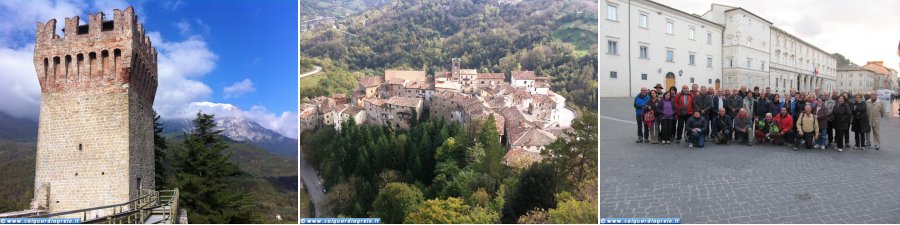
left=300, top=66, right=322, bottom=79
left=300, top=148, right=329, bottom=217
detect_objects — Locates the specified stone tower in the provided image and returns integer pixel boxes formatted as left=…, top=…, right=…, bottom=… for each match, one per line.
left=451, top=58, right=461, bottom=83
left=31, top=7, right=157, bottom=218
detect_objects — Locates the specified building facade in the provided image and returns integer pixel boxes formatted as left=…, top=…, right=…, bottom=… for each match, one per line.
left=768, top=27, right=836, bottom=93
left=601, top=0, right=724, bottom=97
left=836, top=65, right=875, bottom=94
left=32, top=7, right=157, bottom=217
left=702, top=5, right=771, bottom=91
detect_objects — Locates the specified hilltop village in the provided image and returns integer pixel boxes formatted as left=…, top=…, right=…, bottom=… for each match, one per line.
left=301, top=58, right=576, bottom=167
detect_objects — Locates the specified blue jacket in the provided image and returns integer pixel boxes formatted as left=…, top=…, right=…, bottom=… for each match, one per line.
left=634, top=93, right=650, bottom=116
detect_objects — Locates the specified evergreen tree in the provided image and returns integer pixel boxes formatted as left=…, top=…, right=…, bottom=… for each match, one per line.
left=478, top=115, right=504, bottom=180
left=153, top=111, right=168, bottom=189
left=173, top=112, right=257, bottom=223
left=542, top=111, right=598, bottom=188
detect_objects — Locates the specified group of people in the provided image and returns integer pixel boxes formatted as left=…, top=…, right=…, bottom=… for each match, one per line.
left=633, top=84, right=887, bottom=152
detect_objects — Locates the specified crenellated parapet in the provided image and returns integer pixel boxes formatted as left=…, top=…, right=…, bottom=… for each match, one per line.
left=33, top=6, right=158, bottom=105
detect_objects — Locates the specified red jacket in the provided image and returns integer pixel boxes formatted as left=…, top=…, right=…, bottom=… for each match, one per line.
left=674, top=92, right=694, bottom=116
left=773, top=113, right=794, bottom=134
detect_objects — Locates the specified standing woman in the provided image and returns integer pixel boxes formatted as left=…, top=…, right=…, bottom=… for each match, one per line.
left=644, top=90, right=661, bottom=144
left=668, top=86, right=678, bottom=100
left=842, top=92, right=853, bottom=146
left=851, top=94, right=870, bottom=150
left=770, top=94, right=785, bottom=116
left=658, top=92, right=677, bottom=144
left=743, top=92, right=756, bottom=144
left=832, top=95, right=852, bottom=152
left=815, top=98, right=831, bottom=150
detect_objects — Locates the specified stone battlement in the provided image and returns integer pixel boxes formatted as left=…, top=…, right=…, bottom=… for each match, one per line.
left=33, top=6, right=157, bottom=105
left=32, top=6, right=157, bottom=218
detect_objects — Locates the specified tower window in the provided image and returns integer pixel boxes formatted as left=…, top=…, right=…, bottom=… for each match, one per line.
left=77, top=144, right=82, bottom=151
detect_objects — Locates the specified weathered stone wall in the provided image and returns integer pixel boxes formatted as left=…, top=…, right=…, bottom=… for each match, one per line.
left=32, top=6, right=157, bottom=218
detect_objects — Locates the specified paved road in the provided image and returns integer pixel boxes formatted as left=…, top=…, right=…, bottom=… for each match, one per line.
left=300, top=66, right=322, bottom=79
left=600, top=98, right=900, bottom=223
left=299, top=147, right=329, bottom=217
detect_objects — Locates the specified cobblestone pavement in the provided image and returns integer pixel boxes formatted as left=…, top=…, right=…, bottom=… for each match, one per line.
left=600, top=98, right=900, bottom=223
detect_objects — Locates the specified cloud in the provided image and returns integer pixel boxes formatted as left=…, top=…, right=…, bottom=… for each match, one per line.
left=148, top=31, right=217, bottom=118
left=170, top=102, right=299, bottom=138
left=791, top=16, right=823, bottom=39
left=92, top=0, right=129, bottom=15
left=0, top=0, right=85, bottom=47
left=175, top=20, right=191, bottom=36
left=161, top=0, right=184, bottom=10
left=0, top=45, right=41, bottom=120
left=223, top=79, right=255, bottom=99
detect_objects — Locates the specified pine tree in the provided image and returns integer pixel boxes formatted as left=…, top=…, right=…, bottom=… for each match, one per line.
left=153, top=111, right=169, bottom=189
left=478, top=115, right=503, bottom=179
left=173, top=112, right=257, bottom=223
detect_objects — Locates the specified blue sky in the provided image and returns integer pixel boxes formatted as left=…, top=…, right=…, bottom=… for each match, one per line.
left=0, top=0, right=299, bottom=138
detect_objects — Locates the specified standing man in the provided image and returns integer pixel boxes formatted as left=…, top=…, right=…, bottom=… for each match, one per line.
left=634, top=87, right=651, bottom=143
left=795, top=105, right=819, bottom=150
left=866, top=92, right=884, bottom=150
left=693, top=86, right=712, bottom=139
left=674, top=85, right=695, bottom=144
left=710, top=89, right=726, bottom=139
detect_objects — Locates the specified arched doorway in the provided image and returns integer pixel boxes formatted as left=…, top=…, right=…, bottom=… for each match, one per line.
left=665, top=72, right=676, bottom=90
left=715, top=79, right=721, bottom=90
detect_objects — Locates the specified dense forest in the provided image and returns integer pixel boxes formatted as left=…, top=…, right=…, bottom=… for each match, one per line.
left=301, top=111, right=598, bottom=223
left=300, top=0, right=598, bottom=110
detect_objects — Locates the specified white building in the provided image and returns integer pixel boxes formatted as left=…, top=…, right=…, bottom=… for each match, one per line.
left=768, top=27, right=836, bottom=93
left=601, top=0, right=724, bottom=97
left=702, top=5, right=771, bottom=91
left=702, top=4, right=836, bottom=93
left=836, top=64, right=875, bottom=94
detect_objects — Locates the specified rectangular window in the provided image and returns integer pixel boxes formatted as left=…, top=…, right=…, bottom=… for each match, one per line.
left=639, top=14, right=648, bottom=28
left=607, top=5, right=617, bottom=21
left=639, top=46, right=648, bottom=59
left=607, top=40, right=618, bottom=55
left=689, top=28, right=695, bottom=40
left=610, top=71, right=618, bottom=79
left=709, top=79, right=712, bottom=84
left=761, top=61, right=766, bottom=71
left=746, top=58, right=752, bottom=68
left=666, top=21, right=673, bottom=34
left=666, top=50, right=674, bottom=62
left=689, top=54, right=695, bottom=65
left=641, top=73, right=648, bottom=80
left=707, top=32, right=712, bottom=44
left=707, top=57, right=713, bottom=68
left=690, top=77, right=695, bottom=83
left=728, top=57, right=733, bottom=67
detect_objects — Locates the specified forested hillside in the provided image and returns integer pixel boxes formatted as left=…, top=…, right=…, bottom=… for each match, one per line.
left=300, top=0, right=598, bottom=110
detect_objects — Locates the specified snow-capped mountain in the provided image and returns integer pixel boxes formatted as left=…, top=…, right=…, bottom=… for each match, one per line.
left=162, top=116, right=298, bottom=158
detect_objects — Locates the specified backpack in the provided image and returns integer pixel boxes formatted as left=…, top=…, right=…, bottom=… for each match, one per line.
left=768, top=122, right=780, bottom=134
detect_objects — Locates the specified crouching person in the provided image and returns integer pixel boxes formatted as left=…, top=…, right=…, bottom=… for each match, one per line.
left=713, top=108, right=733, bottom=144
left=795, top=105, right=819, bottom=151
left=734, top=108, right=753, bottom=145
left=755, top=113, right=779, bottom=144
left=686, top=111, right=708, bottom=148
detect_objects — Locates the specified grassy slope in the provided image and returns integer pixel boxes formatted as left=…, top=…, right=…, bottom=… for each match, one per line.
left=552, top=19, right=597, bottom=57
